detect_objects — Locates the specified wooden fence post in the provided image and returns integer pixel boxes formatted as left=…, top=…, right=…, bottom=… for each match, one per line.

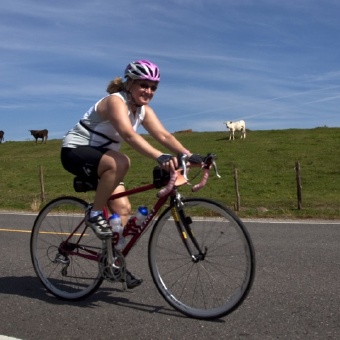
left=233, top=165, right=241, bottom=211
left=295, top=161, right=302, bottom=210
left=39, top=165, right=45, bottom=202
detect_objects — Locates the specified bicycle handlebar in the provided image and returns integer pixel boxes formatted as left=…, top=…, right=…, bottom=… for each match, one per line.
left=157, top=153, right=221, bottom=197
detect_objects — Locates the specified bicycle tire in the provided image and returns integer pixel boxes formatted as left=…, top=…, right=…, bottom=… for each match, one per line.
left=30, top=196, right=103, bottom=300
left=148, top=198, right=255, bottom=320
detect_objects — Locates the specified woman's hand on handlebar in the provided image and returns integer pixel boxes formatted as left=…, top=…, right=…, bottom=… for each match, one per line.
left=186, top=154, right=205, bottom=166
left=157, top=152, right=207, bottom=173
left=156, top=152, right=220, bottom=197
left=157, top=154, right=178, bottom=172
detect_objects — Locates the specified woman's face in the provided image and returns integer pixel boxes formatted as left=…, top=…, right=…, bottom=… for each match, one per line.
left=130, top=80, right=158, bottom=106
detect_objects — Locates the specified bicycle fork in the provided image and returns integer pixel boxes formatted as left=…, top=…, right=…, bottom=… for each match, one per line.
left=171, top=195, right=207, bottom=263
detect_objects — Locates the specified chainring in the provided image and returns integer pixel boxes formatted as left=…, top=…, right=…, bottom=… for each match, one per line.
left=99, top=248, right=126, bottom=282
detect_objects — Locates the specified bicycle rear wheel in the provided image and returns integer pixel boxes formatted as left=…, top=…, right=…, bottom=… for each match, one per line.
left=148, top=198, right=255, bottom=320
left=30, top=196, right=103, bottom=300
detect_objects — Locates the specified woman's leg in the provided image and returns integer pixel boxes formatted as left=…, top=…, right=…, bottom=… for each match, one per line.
left=107, top=184, right=142, bottom=288
left=86, top=150, right=142, bottom=288
left=107, top=184, right=131, bottom=226
left=61, top=147, right=132, bottom=239
left=85, top=150, right=130, bottom=238
left=92, top=150, right=130, bottom=212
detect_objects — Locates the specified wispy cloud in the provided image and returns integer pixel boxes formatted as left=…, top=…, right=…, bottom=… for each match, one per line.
left=1, top=1, right=340, bottom=140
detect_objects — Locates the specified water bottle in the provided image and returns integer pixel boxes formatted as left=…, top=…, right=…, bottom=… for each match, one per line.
left=109, top=213, right=125, bottom=250
left=123, top=206, right=148, bottom=237
left=135, top=206, right=148, bottom=226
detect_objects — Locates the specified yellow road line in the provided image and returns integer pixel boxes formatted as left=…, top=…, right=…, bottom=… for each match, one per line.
left=0, top=228, right=31, bottom=233
left=0, top=228, right=88, bottom=236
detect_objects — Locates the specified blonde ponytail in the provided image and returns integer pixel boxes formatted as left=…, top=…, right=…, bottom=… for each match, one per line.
left=106, top=77, right=125, bottom=94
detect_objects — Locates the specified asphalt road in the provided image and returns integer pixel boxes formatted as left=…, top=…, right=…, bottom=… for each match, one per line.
left=0, top=213, right=339, bottom=339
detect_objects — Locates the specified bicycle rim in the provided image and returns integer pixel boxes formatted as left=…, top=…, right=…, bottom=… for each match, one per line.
left=30, top=197, right=103, bottom=300
left=148, top=198, right=255, bottom=320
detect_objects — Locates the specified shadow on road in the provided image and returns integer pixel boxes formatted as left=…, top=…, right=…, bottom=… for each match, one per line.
left=0, top=275, right=225, bottom=322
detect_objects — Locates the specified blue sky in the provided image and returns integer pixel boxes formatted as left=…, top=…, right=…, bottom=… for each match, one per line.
left=1, top=0, right=340, bottom=141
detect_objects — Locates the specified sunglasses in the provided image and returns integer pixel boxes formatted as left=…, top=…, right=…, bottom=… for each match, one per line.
left=139, top=83, right=158, bottom=92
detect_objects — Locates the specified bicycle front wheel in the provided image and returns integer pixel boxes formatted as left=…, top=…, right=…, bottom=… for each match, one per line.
left=30, top=196, right=103, bottom=300
left=148, top=198, right=255, bottom=320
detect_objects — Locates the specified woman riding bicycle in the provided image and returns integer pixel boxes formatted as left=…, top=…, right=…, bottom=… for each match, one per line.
left=60, top=60, right=192, bottom=288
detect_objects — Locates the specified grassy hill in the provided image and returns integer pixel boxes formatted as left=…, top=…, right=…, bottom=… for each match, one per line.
left=0, top=127, right=339, bottom=219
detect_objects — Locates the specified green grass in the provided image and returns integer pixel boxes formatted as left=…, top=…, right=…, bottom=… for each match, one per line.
left=1, top=127, right=339, bottom=219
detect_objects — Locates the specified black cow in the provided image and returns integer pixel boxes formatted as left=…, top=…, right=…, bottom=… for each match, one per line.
left=29, top=129, right=48, bottom=143
left=0, top=130, right=4, bottom=143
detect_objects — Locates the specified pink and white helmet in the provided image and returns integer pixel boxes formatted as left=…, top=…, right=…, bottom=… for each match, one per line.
left=124, top=60, right=160, bottom=82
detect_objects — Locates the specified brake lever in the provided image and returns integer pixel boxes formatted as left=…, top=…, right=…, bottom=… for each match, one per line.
left=212, top=160, right=221, bottom=178
left=179, top=153, right=221, bottom=181
left=179, top=154, right=189, bottom=181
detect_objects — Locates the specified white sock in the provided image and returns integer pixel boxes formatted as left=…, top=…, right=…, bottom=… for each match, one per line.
left=90, top=210, right=102, bottom=218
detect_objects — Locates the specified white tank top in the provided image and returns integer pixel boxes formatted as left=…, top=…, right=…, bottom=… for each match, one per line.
left=62, top=92, right=145, bottom=151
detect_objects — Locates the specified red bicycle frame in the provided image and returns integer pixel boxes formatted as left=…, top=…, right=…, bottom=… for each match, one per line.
left=62, top=154, right=219, bottom=262
left=102, top=182, right=171, bottom=257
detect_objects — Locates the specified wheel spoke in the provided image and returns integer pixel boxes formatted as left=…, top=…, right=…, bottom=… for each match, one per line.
left=30, top=197, right=103, bottom=300
left=148, top=198, right=255, bottom=320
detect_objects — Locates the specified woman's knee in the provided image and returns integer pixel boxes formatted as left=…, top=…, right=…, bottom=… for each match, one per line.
left=117, top=153, right=130, bottom=172
left=98, top=151, right=130, bottom=176
left=109, top=197, right=131, bottom=217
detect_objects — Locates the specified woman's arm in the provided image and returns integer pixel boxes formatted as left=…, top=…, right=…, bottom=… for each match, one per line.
left=142, top=106, right=190, bottom=155
left=103, top=96, right=163, bottom=160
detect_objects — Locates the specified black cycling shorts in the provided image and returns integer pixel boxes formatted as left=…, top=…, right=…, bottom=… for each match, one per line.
left=61, top=146, right=108, bottom=182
